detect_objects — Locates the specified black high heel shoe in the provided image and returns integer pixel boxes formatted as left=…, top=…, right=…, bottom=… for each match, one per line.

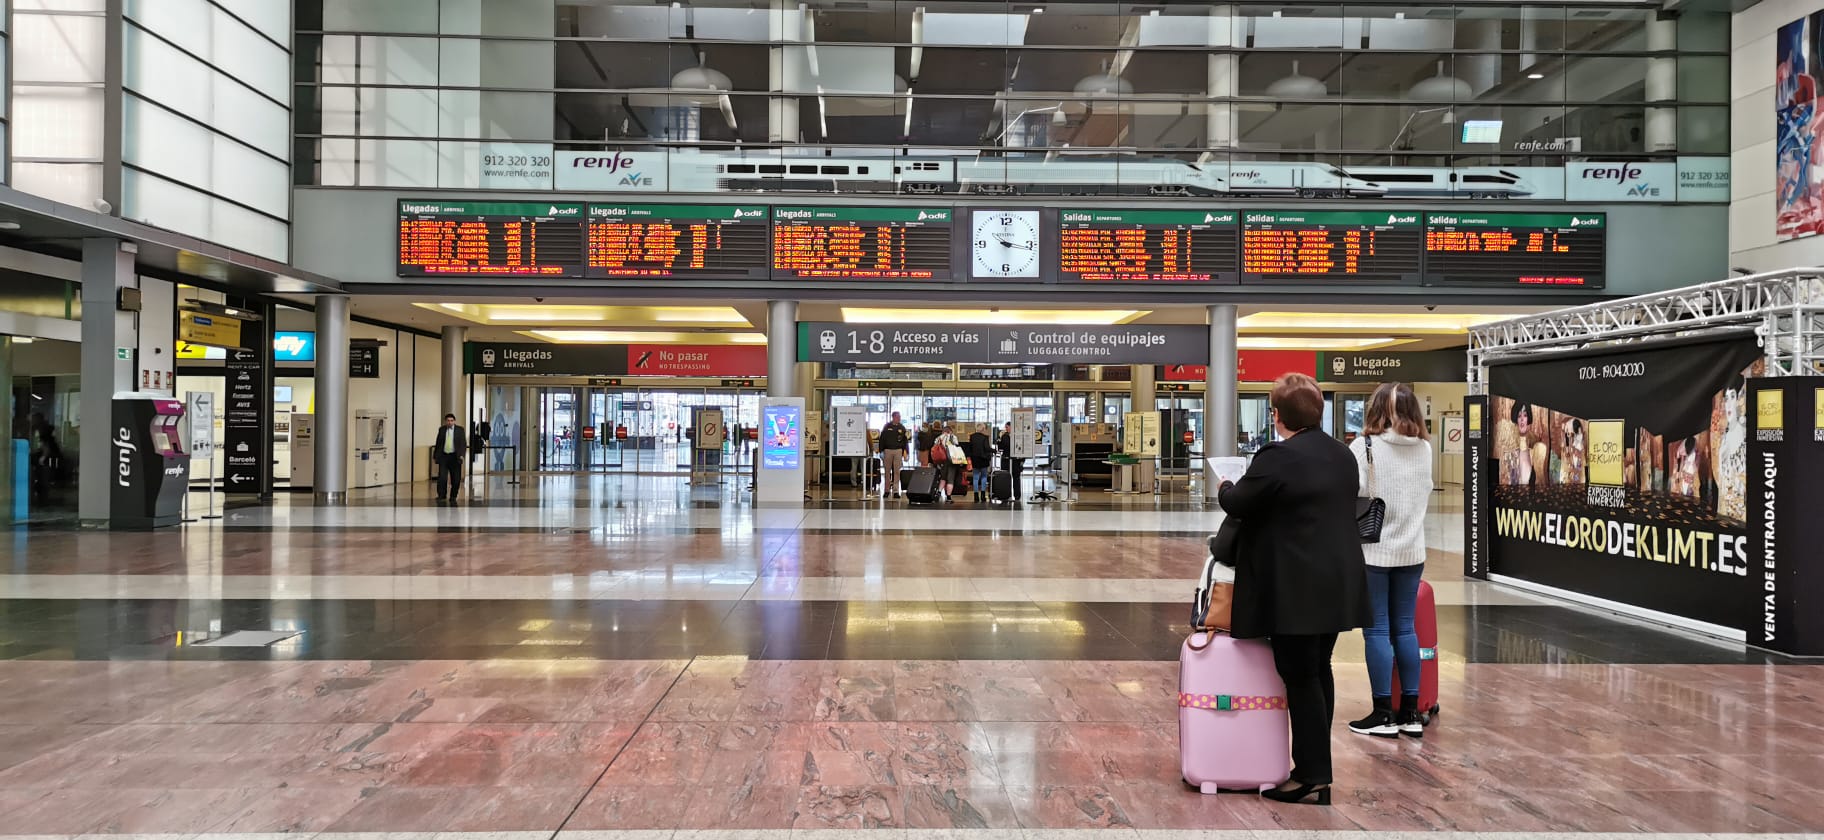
left=1261, top=781, right=1332, bottom=806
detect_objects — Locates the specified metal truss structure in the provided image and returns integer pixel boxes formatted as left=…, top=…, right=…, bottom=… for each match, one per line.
left=1467, top=268, right=1824, bottom=391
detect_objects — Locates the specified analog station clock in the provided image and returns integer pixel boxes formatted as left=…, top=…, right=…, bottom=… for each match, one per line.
left=971, top=210, right=1041, bottom=279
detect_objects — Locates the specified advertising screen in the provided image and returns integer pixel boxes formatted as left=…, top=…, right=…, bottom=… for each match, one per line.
left=771, top=207, right=954, bottom=279
left=761, top=404, right=801, bottom=470
left=1057, top=209, right=1239, bottom=283
left=1240, top=210, right=1423, bottom=284
left=1424, top=212, right=1606, bottom=287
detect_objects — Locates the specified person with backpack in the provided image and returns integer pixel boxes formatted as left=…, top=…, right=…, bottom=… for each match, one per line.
left=878, top=412, right=911, bottom=499
left=932, top=423, right=965, bottom=503
left=916, top=421, right=938, bottom=467
left=968, top=424, right=994, bottom=502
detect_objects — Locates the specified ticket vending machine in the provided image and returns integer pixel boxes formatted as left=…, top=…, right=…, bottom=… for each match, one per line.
left=110, top=394, right=191, bottom=530
left=354, top=410, right=390, bottom=488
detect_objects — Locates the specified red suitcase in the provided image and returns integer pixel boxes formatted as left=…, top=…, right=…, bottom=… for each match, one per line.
left=1389, top=579, right=1440, bottom=725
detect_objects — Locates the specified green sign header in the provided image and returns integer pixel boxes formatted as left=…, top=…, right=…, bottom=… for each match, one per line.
left=588, top=204, right=768, bottom=222
left=1425, top=212, right=1606, bottom=230
left=1242, top=210, right=1422, bottom=227
left=772, top=206, right=952, bottom=224
left=398, top=200, right=584, bottom=218
left=1061, top=209, right=1237, bottom=226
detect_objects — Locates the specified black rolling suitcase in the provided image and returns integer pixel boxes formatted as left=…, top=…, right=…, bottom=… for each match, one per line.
left=991, top=470, right=1014, bottom=503
left=904, top=466, right=940, bottom=504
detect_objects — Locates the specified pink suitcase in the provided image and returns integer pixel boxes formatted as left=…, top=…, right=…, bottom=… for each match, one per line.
left=1178, top=630, right=1292, bottom=794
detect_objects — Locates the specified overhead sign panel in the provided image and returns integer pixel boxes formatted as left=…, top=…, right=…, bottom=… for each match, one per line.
left=797, top=321, right=1206, bottom=365
left=1423, top=212, right=1606, bottom=288
left=1057, top=209, right=1240, bottom=284
left=771, top=206, right=954, bottom=280
left=1240, top=210, right=1423, bottom=285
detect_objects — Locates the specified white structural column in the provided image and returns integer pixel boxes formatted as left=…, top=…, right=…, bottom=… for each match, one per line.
left=768, top=0, right=804, bottom=143
left=1206, top=7, right=1235, bottom=148
left=315, top=295, right=351, bottom=503
left=1645, top=13, right=1678, bottom=153
left=441, top=325, right=467, bottom=425
left=1207, top=304, right=1239, bottom=458
left=767, top=300, right=798, bottom=398
left=78, top=238, right=137, bottom=525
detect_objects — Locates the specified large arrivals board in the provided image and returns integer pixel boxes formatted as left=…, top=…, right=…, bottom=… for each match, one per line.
left=1057, top=209, right=1240, bottom=283
left=1422, top=212, right=1607, bottom=288
left=586, top=203, right=769, bottom=279
left=1240, top=210, right=1424, bottom=284
left=771, top=207, right=954, bottom=280
left=398, top=201, right=586, bottom=276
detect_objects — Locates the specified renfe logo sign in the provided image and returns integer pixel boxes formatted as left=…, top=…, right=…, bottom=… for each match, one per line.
left=113, top=426, right=136, bottom=487
left=1564, top=162, right=1674, bottom=201
left=556, top=151, right=665, bottom=191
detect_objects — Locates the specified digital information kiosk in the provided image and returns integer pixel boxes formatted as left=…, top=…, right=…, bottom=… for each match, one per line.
left=756, top=397, right=806, bottom=505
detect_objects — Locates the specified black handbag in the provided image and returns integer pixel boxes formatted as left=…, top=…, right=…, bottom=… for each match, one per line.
left=1357, top=436, right=1386, bottom=544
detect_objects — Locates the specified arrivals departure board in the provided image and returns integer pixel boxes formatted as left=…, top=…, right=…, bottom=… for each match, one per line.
left=398, top=201, right=586, bottom=276
left=1240, top=210, right=1424, bottom=284
left=771, top=207, right=954, bottom=280
left=1423, top=212, right=1606, bottom=288
left=587, top=204, right=769, bottom=279
left=1058, top=209, right=1240, bottom=283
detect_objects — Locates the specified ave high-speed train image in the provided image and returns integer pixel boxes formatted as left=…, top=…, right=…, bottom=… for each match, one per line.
left=616, top=151, right=1536, bottom=199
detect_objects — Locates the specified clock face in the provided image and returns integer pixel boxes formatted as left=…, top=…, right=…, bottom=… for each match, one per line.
left=972, top=210, right=1041, bottom=278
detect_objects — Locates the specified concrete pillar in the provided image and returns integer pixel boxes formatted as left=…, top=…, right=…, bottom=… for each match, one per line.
left=767, top=300, right=797, bottom=398
left=1645, top=14, right=1677, bottom=153
left=315, top=295, right=351, bottom=503
left=441, top=325, right=467, bottom=424
left=1131, top=362, right=1156, bottom=491
left=1207, top=304, right=1239, bottom=459
left=78, top=238, right=135, bottom=525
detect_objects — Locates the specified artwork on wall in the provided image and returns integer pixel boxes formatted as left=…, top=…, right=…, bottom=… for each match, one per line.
left=1778, top=12, right=1824, bottom=241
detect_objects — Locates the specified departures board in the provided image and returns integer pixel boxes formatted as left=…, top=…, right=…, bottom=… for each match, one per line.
left=395, top=201, right=1607, bottom=290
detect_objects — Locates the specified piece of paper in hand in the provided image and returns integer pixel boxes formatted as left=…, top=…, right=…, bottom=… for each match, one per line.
left=1207, top=456, right=1248, bottom=487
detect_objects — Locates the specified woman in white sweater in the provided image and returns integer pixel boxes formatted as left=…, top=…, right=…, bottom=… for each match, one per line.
left=1345, top=382, right=1434, bottom=739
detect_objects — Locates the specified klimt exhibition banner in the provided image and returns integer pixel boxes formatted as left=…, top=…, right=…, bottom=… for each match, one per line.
left=1484, top=335, right=1764, bottom=635
left=1747, top=377, right=1824, bottom=655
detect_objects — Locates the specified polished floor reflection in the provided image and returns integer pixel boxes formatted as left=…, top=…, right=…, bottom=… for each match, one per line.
left=0, top=476, right=1817, bottom=836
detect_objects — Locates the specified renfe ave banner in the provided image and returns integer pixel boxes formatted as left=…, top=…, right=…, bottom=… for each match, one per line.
left=1480, top=335, right=1765, bottom=637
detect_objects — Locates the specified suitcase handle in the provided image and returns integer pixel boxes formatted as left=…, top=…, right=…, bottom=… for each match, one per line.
left=1189, top=552, right=1219, bottom=634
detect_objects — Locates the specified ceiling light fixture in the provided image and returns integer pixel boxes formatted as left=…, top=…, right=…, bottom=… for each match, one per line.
left=1239, top=337, right=1415, bottom=351
left=1527, top=72, right=1546, bottom=80
left=0, top=221, right=21, bottom=231
left=520, top=329, right=767, bottom=344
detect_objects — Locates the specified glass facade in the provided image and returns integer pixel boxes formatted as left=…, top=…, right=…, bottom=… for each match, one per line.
left=12, top=0, right=104, bottom=207
left=121, top=0, right=292, bottom=260
left=294, top=0, right=1730, bottom=201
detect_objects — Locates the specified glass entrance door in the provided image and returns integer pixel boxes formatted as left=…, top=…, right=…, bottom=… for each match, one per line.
left=1333, top=391, right=1372, bottom=444
left=536, top=387, right=581, bottom=470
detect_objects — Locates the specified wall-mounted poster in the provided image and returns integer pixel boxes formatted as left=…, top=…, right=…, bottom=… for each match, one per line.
left=1485, top=335, right=1765, bottom=637
left=1778, top=13, right=1824, bottom=241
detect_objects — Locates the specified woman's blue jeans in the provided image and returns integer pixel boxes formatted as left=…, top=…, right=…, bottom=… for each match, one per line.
left=972, top=467, right=991, bottom=492
left=1364, top=563, right=1425, bottom=699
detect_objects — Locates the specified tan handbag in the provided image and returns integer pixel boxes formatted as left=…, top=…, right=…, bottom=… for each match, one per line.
left=1187, top=533, right=1238, bottom=650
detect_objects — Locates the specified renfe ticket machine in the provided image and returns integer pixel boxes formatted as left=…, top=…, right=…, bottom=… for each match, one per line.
left=111, top=394, right=191, bottom=530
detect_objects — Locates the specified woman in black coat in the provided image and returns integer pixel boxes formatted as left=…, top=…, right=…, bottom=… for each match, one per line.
left=1217, top=372, right=1371, bottom=806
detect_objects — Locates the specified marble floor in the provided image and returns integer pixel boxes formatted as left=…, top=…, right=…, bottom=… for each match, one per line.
left=0, top=475, right=1818, bottom=837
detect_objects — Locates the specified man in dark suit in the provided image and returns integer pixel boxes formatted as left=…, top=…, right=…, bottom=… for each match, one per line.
left=434, top=413, right=467, bottom=502
left=1216, top=373, right=1370, bottom=805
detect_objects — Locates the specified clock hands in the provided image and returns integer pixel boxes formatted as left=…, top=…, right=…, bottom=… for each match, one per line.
left=993, top=235, right=1037, bottom=252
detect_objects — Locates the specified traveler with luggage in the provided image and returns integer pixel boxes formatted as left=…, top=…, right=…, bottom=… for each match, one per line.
left=968, top=425, right=994, bottom=502
left=997, top=421, right=1024, bottom=503
left=1215, top=372, right=1370, bottom=806
left=1345, top=382, right=1434, bottom=739
left=916, top=421, right=938, bottom=467
left=878, top=412, right=911, bottom=499
left=933, top=423, right=965, bottom=502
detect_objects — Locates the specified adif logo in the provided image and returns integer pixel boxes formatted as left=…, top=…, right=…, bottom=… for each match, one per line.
left=1386, top=214, right=1418, bottom=224
left=917, top=211, right=931, bottom=220
left=113, top=426, right=137, bottom=487
left=733, top=209, right=764, bottom=219
left=1204, top=213, right=1217, bottom=223
left=1569, top=216, right=1601, bottom=227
